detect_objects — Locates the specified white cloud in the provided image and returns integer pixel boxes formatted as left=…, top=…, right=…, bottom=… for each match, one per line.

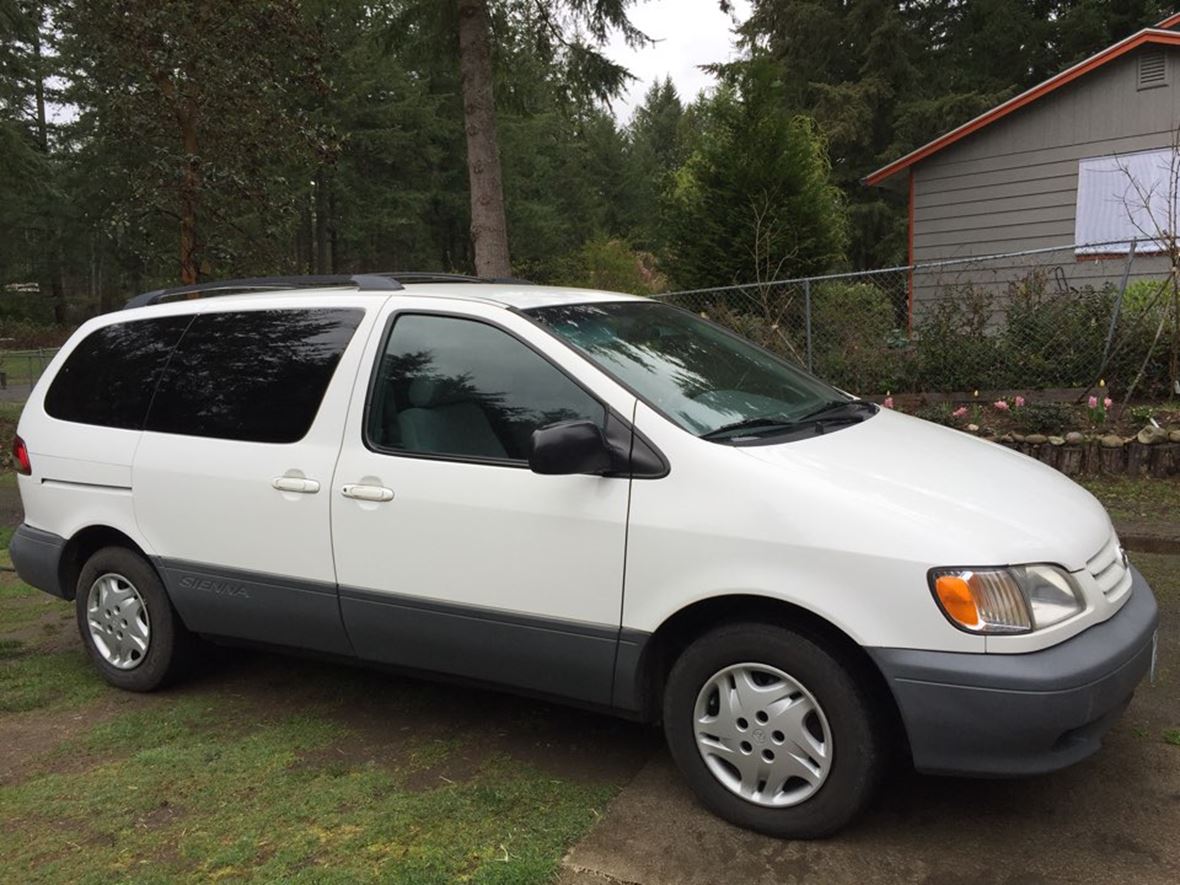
left=604, top=0, right=751, bottom=122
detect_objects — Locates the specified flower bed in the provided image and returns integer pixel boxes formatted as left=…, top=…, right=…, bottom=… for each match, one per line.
left=875, top=391, right=1180, bottom=478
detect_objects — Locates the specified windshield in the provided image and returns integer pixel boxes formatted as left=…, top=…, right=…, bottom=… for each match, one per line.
left=528, top=300, right=862, bottom=439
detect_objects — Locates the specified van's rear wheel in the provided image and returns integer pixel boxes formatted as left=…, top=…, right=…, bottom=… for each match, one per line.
left=75, top=546, right=191, bottom=692
left=663, top=622, right=883, bottom=838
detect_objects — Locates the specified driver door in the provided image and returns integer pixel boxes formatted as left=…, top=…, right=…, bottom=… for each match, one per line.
left=330, top=300, right=637, bottom=706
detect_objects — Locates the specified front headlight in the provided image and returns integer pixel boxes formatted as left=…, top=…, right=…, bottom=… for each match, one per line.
left=929, top=564, right=1084, bottom=634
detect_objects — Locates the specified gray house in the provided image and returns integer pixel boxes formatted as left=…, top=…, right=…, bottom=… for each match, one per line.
left=867, top=14, right=1180, bottom=319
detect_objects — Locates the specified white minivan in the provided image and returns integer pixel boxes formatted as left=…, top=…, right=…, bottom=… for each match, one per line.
left=10, top=274, right=1159, bottom=837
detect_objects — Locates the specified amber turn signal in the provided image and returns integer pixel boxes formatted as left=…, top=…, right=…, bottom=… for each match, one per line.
left=934, top=574, right=979, bottom=627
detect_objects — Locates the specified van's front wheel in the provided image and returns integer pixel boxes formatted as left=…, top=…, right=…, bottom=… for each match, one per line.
left=663, top=622, right=883, bottom=838
left=75, top=546, right=191, bottom=692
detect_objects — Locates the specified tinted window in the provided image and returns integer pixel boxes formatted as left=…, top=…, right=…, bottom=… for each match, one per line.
left=368, top=314, right=605, bottom=461
left=45, top=316, right=192, bottom=429
left=146, top=309, right=363, bottom=443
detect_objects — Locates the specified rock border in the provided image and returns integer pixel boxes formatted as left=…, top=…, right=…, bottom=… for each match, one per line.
left=980, top=427, right=1180, bottom=477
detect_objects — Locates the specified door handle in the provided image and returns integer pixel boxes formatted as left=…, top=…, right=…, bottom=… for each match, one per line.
left=272, top=477, right=321, bottom=494
left=341, top=484, right=394, bottom=502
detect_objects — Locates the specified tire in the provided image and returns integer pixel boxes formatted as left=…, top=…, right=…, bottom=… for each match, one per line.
left=74, top=546, right=192, bottom=692
left=663, top=622, right=884, bottom=838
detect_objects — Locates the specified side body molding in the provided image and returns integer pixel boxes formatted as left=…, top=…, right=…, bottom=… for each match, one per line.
left=152, top=558, right=651, bottom=713
left=155, top=559, right=354, bottom=656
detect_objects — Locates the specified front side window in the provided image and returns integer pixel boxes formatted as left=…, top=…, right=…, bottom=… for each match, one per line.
left=146, top=308, right=363, bottom=443
left=45, top=316, right=192, bottom=429
left=368, top=313, right=605, bottom=461
left=529, top=301, right=857, bottom=439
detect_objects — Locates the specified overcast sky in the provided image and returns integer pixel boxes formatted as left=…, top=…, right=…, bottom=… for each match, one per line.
left=604, top=0, right=752, bottom=122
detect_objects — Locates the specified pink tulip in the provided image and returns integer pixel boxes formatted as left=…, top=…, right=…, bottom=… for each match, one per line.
left=1088, top=395, right=1098, bottom=409
left=993, top=400, right=1009, bottom=411
left=883, top=396, right=894, bottom=409
left=952, top=406, right=968, bottom=418
left=1014, top=395, right=1025, bottom=408
left=1103, top=397, right=1113, bottom=409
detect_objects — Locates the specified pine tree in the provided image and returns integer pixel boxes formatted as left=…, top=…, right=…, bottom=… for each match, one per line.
left=664, top=58, right=847, bottom=288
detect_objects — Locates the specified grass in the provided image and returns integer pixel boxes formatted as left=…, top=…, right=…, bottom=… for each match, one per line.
left=0, top=646, right=107, bottom=713
left=1165, top=729, right=1180, bottom=747
left=0, top=353, right=53, bottom=389
left=1126, top=549, right=1179, bottom=605
left=0, top=569, right=625, bottom=882
left=1078, top=476, right=1180, bottom=523
left=2, top=692, right=614, bottom=883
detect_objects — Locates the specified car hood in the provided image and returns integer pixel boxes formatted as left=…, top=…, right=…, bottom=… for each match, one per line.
left=736, top=408, right=1111, bottom=571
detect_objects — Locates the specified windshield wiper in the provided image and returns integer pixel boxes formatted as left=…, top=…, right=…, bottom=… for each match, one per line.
left=796, top=398, right=877, bottom=422
left=702, top=400, right=877, bottom=442
left=700, top=416, right=796, bottom=440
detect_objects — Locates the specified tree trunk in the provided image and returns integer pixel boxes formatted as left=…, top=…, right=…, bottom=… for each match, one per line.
left=31, top=7, right=66, bottom=323
left=328, top=177, right=339, bottom=273
left=178, top=109, right=201, bottom=285
left=314, top=169, right=330, bottom=274
left=456, top=0, right=511, bottom=278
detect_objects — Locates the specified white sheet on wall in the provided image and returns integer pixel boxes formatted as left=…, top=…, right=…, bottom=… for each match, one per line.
left=1075, top=148, right=1177, bottom=254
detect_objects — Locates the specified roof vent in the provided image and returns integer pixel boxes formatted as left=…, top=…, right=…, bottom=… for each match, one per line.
left=1138, top=50, right=1168, bottom=90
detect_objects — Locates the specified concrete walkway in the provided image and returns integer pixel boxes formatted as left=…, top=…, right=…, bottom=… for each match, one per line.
left=559, top=551, right=1180, bottom=885
left=559, top=737, right=1179, bottom=885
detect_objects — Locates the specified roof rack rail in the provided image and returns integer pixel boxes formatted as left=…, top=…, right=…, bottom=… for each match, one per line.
left=124, top=274, right=403, bottom=310
left=389, top=272, right=484, bottom=284
left=384, top=272, right=534, bottom=285
left=124, top=270, right=535, bottom=310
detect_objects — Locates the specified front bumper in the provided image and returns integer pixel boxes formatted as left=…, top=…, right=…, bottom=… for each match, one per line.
left=870, top=566, right=1159, bottom=777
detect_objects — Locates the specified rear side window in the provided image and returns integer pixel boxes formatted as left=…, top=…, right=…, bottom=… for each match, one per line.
left=145, top=308, right=363, bottom=443
left=45, top=316, right=192, bottom=429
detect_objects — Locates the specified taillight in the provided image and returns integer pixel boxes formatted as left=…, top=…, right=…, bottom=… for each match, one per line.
left=12, top=435, right=31, bottom=476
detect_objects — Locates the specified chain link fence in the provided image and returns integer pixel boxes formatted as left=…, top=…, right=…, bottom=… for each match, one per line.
left=656, top=241, right=1178, bottom=400
left=0, top=348, right=60, bottom=393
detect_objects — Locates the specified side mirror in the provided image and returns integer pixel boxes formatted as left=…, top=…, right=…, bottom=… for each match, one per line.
left=529, top=420, right=613, bottom=476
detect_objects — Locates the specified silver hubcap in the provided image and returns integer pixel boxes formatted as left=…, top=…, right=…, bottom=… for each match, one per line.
left=693, top=662, right=833, bottom=808
left=86, top=573, right=150, bottom=670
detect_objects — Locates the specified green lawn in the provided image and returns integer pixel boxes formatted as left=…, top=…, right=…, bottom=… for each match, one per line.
left=0, top=568, right=636, bottom=883
left=0, top=352, right=55, bottom=389
left=1078, top=475, right=1180, bottom=524
left=3, top=692, right=613, bottom=882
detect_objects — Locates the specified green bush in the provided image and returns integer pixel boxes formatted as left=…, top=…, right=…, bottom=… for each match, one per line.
left=0, top=319, right=70, bottom=349
left=911, top=285, right=1004, bottom=391
left=547, top=236, right=663, bottom=295
left=694, top=299, right=810, bottom=366
left=912, top=402, right=959, bottom=427
left=907, top=273, right=1163, bottom=395
left=1002, top=273, right=1115, bottom=389
left=1009, top=402, right=1076, bottom=435
left=1107, top=278, right=1176, bottom=398
left=809, top=281, right=907, bottom=394
left=1122, top=278, right=1171, bottom=317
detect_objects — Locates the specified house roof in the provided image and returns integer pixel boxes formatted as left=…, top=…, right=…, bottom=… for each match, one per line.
left=1158, top=12, right=1180, bottom=29
left=865, top=27, right=1180, bottom=186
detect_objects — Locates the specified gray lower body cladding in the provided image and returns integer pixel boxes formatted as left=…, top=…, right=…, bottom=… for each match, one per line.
left=870, top=567, right=1159, bottom=777
left=9, top=523, right=69, bottom=598
left=157, top=557, right=643, bottom=712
